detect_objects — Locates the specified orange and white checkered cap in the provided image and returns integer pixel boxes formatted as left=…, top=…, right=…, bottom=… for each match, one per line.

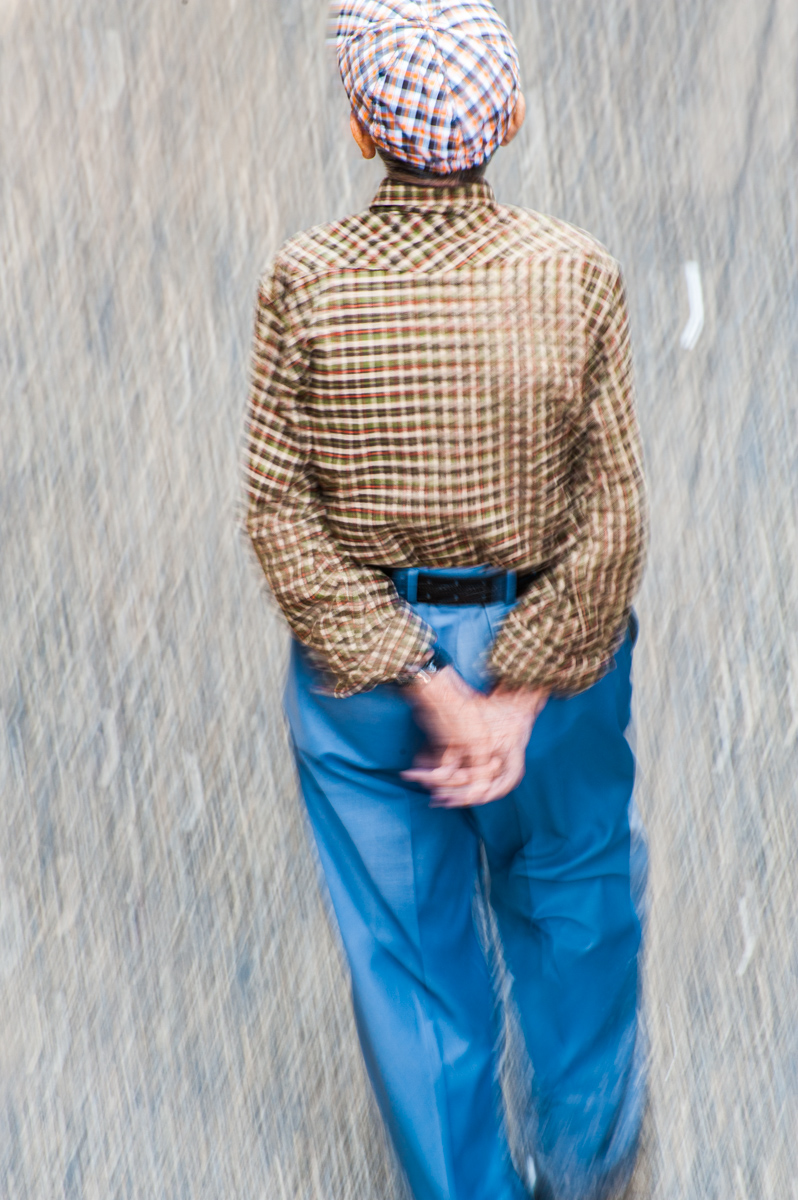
left=332, top=1, right=520, bottom=174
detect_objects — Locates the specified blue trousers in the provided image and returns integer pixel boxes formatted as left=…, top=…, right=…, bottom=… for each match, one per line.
left=284, top=581, right=647, bottom=1200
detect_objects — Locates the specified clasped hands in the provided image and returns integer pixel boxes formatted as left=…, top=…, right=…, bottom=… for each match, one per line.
left=402, top=664, right=549, bottom=807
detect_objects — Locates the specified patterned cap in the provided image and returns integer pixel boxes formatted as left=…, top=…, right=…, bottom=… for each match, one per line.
left=332, top=1, right=520, bottom=175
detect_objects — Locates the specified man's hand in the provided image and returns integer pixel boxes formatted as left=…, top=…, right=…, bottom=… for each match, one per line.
left=401, top=667, right=548, bottom=807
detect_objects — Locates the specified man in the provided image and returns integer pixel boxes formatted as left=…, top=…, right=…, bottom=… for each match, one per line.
left=243, top=3, right=648, bottom=1198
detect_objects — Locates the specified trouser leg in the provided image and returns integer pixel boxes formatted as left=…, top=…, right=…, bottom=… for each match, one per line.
left=474, top=629, right=646, bottom=1200
left=284, top=641, right=526, bottom=1200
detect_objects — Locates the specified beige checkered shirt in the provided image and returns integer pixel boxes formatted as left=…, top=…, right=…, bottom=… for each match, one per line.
left=244, top=179, right=647, bottom=696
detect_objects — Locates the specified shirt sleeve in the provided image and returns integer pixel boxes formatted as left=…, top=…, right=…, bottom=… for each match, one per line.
left=488, top=259, right=648, bottom=694
left=243, top=261, right=435, bottom=696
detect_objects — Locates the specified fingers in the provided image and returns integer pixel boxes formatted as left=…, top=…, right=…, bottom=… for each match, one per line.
left=401, top=735, right=496, bottom=784
left=403, top=735, right=505, bottom=783
left=401, top=744, right=466, bottom=785
left=430, top=749, right=527, bottom=808
left=406, top=747, right=445, bottom=772
left=405, top=754, right=503, bottom=791
left=402, top=711, right=532, bottom=805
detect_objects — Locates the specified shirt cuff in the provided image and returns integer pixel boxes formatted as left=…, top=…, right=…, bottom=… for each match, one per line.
left=325, top=606, right=437, bottom=697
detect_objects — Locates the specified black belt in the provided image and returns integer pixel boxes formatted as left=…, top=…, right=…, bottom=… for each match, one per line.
left=371, top=566, right=542, bottom=606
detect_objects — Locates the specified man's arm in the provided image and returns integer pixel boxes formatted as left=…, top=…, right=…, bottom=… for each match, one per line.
left=402, top=258, right=644, bottom=806
left=243, top=262, right=435, bottom=696
left=488, top=258, right=648, bottom=694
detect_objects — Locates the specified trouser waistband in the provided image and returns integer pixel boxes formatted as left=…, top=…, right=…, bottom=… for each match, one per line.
left=369, top=565, right=541, bottom=606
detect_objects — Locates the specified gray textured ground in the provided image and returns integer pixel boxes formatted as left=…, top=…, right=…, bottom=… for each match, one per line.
left=2, top=2, right=797, bottom=1197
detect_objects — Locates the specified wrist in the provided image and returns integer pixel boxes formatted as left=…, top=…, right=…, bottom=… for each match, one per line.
left=406, top=662, right=474, bottom=712
left=491, top=682, right=550, bottom=717
left=396, top=643, right=453, bottom=688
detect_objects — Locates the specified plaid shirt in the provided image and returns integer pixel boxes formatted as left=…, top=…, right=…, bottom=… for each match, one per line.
left=244, top=178, right=647, bottom=696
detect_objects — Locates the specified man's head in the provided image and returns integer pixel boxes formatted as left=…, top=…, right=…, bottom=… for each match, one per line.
left=333, top=1, right=524, bottom=176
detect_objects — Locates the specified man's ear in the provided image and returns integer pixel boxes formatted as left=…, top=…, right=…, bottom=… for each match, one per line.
left=350, top=112, right=377, bottom=159
left=501, top=92, right=526, bottom=146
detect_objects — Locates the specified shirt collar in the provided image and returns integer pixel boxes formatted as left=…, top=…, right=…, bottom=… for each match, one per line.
left=370, top=178, right=498, bottom=213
